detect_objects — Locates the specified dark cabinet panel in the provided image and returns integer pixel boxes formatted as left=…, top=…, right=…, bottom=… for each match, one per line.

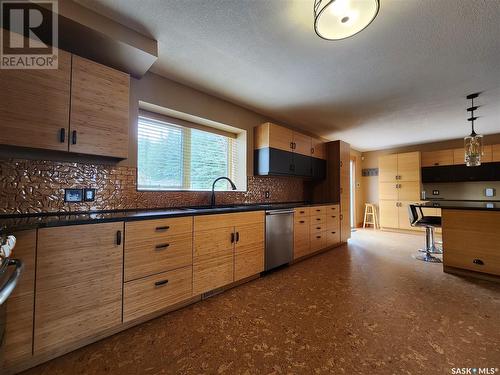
left=293, top=153, right=312, bottom=177
left=254, top=148, right=324, bottom=179
left=311, top=157, right=326, bottom=180
left=422, top=162, right=500, bottom=183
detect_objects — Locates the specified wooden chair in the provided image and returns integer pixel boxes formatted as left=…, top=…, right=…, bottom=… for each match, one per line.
left=363, top=203, right=379, bottom=229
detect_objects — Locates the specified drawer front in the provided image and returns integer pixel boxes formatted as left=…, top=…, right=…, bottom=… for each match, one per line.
left=444, top=248, right=500, bottom=276
left=326, top=204, right=340, bottom=213
left=310, top=214, right=326, bottom=225
left=294, top=207, right=310, bottom=217
left=310, top=232, right=327, bottom=252
left=310, top=206, right=326, bottom=215
left=124, top=232, right=193, bottom=282
left=310, top=221, right=326, bottom=233
left=126, top=217, right=193, bottom=240
left=327, top=230, right=340, bottom=247
left=294, top=215, right=310, bottom=225
left=123, top=266, right=193, bottom=323
left=326, top=212, right=340, bottom=229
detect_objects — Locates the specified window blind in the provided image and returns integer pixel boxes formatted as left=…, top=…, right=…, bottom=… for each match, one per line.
left=138, top=115, right=238, bottom=191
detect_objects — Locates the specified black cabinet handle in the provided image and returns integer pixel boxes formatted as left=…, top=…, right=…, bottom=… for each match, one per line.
left=311, top=147, right=314, bottom=154
left=231, top=232, right=235, bottom=243
left=316, top=235, right=321, bottom=239
left=155, top=226, right=170, bottom=231
left=316, top=227, right=321, bottom=230
left=116, top=230, right=122, bottom=246
left=472, top=258, right=484, bottom=266
left=299, top=220, right=305, bottom=224
left=316, top=218, right=321, bottom=221
left=331, top=215, right=336, bottom=218
left=155, top=279, right=169, bottom=287
left=59, top=128, right=66, bottom=143
left=290, top=142, right=294, bottom=149
left=236, top=232, right=240, bottom=242
left=71, top=130, right=77, bottom=145
left=155, top=243, right=170, bottom=250
left=331, top=231, right=336, bottom=234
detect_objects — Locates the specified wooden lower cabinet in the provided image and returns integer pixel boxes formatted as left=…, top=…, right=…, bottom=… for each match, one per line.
left=443, top=209, right=500, bottom=276
left=379, top=200, right=399, bottom=229
left=2, top=230, right=36, bottom=369
left=234, top=222, right=265, bottom=281
left=34, top=222, right=124, bottom=355
left=124, top=217, right=193, bottom=282
left=294, top=214, right=310, bottom=259
left=123, top=266, right=192, bottom=322
left=293, top=205, right=340, bottom=259
left=193, top=211, right=264, bottom=295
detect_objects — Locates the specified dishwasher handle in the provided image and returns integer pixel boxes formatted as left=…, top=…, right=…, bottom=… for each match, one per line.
left=0, top=258, right=23, bottom=305
left=265, top=210, right=294, bottom=215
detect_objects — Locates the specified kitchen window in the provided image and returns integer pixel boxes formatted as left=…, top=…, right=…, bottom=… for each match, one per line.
left=137, top=111, right=243, bottom=191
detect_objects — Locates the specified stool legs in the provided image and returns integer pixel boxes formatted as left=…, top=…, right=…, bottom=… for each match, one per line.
left=415, top=226, right=442, bottom=263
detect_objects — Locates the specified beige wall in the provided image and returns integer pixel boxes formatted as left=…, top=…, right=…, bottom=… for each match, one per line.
left=361, top=133, right=500, bottom=205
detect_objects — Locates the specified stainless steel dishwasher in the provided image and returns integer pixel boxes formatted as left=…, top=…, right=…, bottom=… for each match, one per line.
left=265, top=209, right=294, bottom=271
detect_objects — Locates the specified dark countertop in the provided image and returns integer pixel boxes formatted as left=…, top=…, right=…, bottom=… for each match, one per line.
left=418, top=200, right=500, bottom=211
left=0, top=202, right=339, bottom=232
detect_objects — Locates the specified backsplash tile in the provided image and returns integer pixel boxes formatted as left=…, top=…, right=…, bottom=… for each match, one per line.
left=0, top=159, right=306, bottom=214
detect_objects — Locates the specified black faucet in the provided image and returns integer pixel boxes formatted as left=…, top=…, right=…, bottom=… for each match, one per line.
left=210, top=177, right=237, bottom=207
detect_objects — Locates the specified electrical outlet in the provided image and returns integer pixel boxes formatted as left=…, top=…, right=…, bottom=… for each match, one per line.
left=432, top=190, right=440, bottom=195
left=84, top=188, right=96, bottom=202
left=265, top=191, right=270, bottom=199
left=485, top=188, right=496, bottom=197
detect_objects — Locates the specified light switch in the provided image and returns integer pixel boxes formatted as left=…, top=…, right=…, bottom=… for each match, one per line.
left=485, top=188, right=496, bottom=197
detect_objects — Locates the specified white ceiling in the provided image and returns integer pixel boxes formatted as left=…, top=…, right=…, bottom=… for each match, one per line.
left=77, top=0, right=500, bottom=151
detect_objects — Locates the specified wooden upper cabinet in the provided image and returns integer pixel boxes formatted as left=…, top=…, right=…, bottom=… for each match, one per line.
left=0, top=49, right=71, bottom=151
left=293, top=132, right=312, bottom=157
left=453, top=148, right=465, bottom=165
left=421, top=149, right=454, bottom=167
left=255, top=122, right=293, bottom=152
left=493, top=144, right=500, bottom=162
left=69, top=55, right=130, bottom=158
left=311, top=138, right=326, bottom=159
left=378, top=154, right=398, bottom=182
left=397, top=152, right=420, bottom=181
left=34, top=222, right=123, bottom=355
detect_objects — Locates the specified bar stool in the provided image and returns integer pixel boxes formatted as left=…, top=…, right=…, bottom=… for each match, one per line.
left=408, top=204, right=442, bottom=263
left=363, top=203, right=379, bottom=229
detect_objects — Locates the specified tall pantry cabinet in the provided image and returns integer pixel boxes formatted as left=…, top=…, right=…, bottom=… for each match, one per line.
left=378, top=151, right=422, bottom=230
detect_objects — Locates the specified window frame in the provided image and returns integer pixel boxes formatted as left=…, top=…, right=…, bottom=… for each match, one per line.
left=136, top=111, right=240, bottom=192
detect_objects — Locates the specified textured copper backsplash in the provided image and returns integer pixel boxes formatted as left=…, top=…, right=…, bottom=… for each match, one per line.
left=0, top=159, right=306, bottom=214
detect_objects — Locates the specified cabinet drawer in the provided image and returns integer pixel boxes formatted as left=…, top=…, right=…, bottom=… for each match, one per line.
left=310, top=232, right=327, bottom=252
left=327, top=230, right=340, bottom=247
left=124, top=232, right=192, bottom=282
left=126, top=217, right=193, bottom=240
left=326, top=212, right=340, bottom=229
left=310, top=206, right=326, bottom=215
left=326, top=204, right=339, bottom=213
left=310, top=214, right=326, bottom=225
left=310, top=222, right=326, bottom=233
left=294, top=207, right=310, bottom=217
left=123, top=266, right=192, bottom=323
left=444, top=248, right=500, bottom=276
left=294, top=215, right=310, bottom=225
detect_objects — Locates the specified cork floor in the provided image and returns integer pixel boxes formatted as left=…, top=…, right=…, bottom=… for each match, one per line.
left=23, top=229, right=500, bottom=375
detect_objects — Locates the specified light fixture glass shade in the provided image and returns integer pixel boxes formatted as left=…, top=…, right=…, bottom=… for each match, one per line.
left=314, top=0, right=379, bottom=40
left=464, top=133, right=483, bottom=167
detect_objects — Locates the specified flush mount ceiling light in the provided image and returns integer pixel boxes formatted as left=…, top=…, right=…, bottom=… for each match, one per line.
left=314, top=0, right=379, bottom=40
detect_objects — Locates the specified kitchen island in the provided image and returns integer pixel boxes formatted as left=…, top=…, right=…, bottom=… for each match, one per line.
left=421, top=201, right=500, bottom=280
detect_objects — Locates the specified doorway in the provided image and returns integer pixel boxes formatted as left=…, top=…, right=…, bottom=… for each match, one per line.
left=350, top=157, right=356, bottom=228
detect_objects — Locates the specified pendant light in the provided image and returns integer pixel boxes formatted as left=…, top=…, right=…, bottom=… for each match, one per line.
left=464, top=93, right=483, bottom=167
left=314, top=0, right=380, bottom=40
